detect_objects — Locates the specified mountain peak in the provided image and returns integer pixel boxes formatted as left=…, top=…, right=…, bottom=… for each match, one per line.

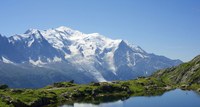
left=0, top=34, right=4, bottom=38
left=0, top=26, right=183, bottom=87
left=56, top=26, right=72, bottom=30
left=119, top=40, right=146, bottom=54
left=54, top=26, right=79, bottom=35
left=24, top=28, right=40, bottom=34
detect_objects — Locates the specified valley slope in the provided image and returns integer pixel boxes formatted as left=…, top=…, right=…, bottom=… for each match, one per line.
left=0, top=54, right=199, bottom=107
left=0, top=77, right=170, bottom=107
left=154, top=55, right=200, bottom=90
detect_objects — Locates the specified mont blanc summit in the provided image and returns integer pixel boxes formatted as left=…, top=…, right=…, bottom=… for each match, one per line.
left=0, top=26, right=182, bottom=88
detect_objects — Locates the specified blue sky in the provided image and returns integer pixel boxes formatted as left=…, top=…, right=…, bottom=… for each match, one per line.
left=0, top=0, right=200, bottom=62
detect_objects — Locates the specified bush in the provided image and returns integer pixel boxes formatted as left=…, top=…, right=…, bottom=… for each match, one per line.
left=0, top=84, right=8, bottom=89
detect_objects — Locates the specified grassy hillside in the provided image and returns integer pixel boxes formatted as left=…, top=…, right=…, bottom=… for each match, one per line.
left=153, top=55, right=200, bottom=90
left=0, top=78, right=168, bottom=107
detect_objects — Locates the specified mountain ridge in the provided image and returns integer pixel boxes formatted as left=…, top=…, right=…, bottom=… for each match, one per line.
left=0, top=26, right=182, bottom=88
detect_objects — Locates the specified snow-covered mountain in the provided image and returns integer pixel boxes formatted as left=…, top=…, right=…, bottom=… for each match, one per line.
left=0, top=26, right=182, bottom=88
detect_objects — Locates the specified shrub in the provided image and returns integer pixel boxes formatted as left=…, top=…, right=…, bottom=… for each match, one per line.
left=0, top=84, right=8, bottom=89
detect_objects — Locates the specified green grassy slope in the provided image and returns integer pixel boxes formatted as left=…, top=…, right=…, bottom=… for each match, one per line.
left=153, top=55, right=200, bottom=90
left=0, top=78, right=168, bottom=107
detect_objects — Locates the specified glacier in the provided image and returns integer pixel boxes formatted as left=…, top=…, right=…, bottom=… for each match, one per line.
left=0, top=26, right=182, bottom=88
